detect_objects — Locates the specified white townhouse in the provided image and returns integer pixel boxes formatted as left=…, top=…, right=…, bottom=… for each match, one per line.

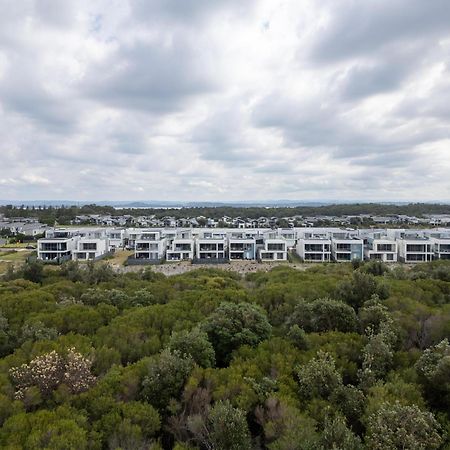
left=106, top=228, right=126, bottom=250
left=72, top=228, right=110, bottom=261
left=360, top=230, right=398, bottom=262
left=134, top=230, right=167, bottom=261
left=330, top=232, right=364, bottom=262
left=166, top=230, right=195, bottom=261
left=258, top=231, right=288, bottom=261
left=195, top=230, right=227, bottom=261
left=425, top=230, right=450, bottom=261
left=296, top=231, right=332, bottom=262
left=228, top=233, right=257, bottom=260
left=277, top=228, right=297, bottom=249
left=37, top=229, right=78, bottom=262
left=390, top=230, right=433, bottom=263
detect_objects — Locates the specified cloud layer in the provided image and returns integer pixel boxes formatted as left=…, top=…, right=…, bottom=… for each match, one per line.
left=1, top=0, right=449, bottom=202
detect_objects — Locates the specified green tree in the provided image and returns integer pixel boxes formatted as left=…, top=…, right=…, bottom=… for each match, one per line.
left=365, top=402, right=442, bottom=450
left=141, top=350, right=194, bottom=412
left=289, top=298, right=357, bottom=333
left=0, top=406, right=89, bottom=449
left=319, top=414, right=362, bottom=450
left=22, top=260, right=44, bottom=284
left=202, top=302, right=271, bottom=365
left=192, top=400, right=251, bottom=450
left=296, top=351, right=342, bottom=400
left=415, top=339, right=450, bottom=408
left=168, top=328, right=215, bottom=368
left=336, top=272, right=389, bottom=309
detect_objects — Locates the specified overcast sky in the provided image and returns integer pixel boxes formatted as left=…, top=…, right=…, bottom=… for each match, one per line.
left=1, top=0, right=450, bottom=202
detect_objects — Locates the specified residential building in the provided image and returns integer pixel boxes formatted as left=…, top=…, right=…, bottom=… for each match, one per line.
left=331, top=232, right=364, bottom=262
left=134, top=230, right=167, bottom=261
left=364, top=236, right=398, bottom=262
left=166, top=230, right=195, bottom=261
left=394, top=232, right=433, bottom=263
left=228, top=235, right=256, bottom=260
left=195, top=231, right=227, bottom=261
left=258, top=237, right=288, bottom=261
left=37, top=229, right=78, bottom=262
left=296, top=232, right=331, bottom=262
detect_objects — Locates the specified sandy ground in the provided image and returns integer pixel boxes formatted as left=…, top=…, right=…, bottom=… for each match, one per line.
left=112, top=259, right=310, bottom=276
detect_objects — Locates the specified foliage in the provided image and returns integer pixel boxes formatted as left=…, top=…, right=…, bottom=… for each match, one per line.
left=0, top=259, right=449, bottom=448
left=202, top=302, right=272, bottom=365
left=336, top=271, right=389, bottom=309
left=141, top=349, right=194, bottom=413
left=289, top=298, right=358, bottom=333
left=168, top=328, right=215, bottom=368
left=296, top=351, right=343, bottom=400
left=9, top=348, right=96, bottom=401
left=365, top=402, right=443, bottom=450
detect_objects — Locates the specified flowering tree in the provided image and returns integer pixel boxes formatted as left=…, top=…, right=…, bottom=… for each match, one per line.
left=9, top=348, right=96, bottom=400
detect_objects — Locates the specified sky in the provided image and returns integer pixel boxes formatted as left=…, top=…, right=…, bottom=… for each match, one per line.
left=1, top=0, right=450, bottom=202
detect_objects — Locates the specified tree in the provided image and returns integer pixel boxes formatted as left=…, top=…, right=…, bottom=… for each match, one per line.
left=320, top=414, right=362, bottom=450
left=358, top=333, right=393, bottom=390
left=287, top=325, right=309, bottom=350
left=365, top=402, right=442, bottom=450
left=358, top=295, right=392, bottom=335
left=9, top=348, right=96, bottom=401
left=289, top=298, right=357, bottom=333
left=20, top=320, right=58, bottom=343
left=0, top=406, right=89, bottom=449
left=255, top=398, right=319, bottom=450
left=141, top=350, right=194, bottom=412
left=168, top=328, right=215, bottom=368
left=187, top=400, right=251, bottom=450
left=330, top=385, right=366, bottom=431
left=202, top=302, right=271, bottom=365
left=336, top=272, right=389, bottom=309
left=415, top=339, right=450, bottom=408
left=106, top=401, right=161, bottom=449
left=22, top=260, right=44, bottom=284
left=296, top=351, right=342, bottom=400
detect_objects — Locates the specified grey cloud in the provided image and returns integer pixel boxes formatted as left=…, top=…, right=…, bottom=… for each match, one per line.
left=0, top=63, right=80, bottom=133
left=310, top=0, right=450, bottom=63
left=338, top=54, right=415, bottom=100
left=190, top=108, right=257, bottom=163
left=82, top=39, right=216, bottom=113
left=131, top=0, right=256, bottom=25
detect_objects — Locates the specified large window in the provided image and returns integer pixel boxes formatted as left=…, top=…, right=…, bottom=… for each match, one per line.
left=268, top=244, right=285, bottom=251
left=305, top=244, right=326, bottom=252
left=377, top=244, right=393, bottom=251
left=406, top=244, right=426, bottom=252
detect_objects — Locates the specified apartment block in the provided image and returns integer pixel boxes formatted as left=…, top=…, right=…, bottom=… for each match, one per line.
left=195, top=231, right=227, bottom=261
left=331, top=232, right=364, bottom=262
left=37, top=229, right=78, bottom=262
left=134, top=230, right=166, bottom=261
left=425, top=231, right=450, bottom=261
left=296, top=232, right=332, bottom=262
left=258, top=237, right=288, bottom=261
left=364, top=235, right=398, bottom=262
left=396, top=234, right=433, bottom=263
left=166, top=230, right=195, bottom=261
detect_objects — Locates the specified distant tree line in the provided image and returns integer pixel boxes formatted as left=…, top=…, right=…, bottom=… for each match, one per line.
left=2, top=203, right=450, bottom=226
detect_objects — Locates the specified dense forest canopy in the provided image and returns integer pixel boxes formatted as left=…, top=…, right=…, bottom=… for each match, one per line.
left=0, top=259, right=449, bottom=449
left=2, top=203, right=450, bottom=225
